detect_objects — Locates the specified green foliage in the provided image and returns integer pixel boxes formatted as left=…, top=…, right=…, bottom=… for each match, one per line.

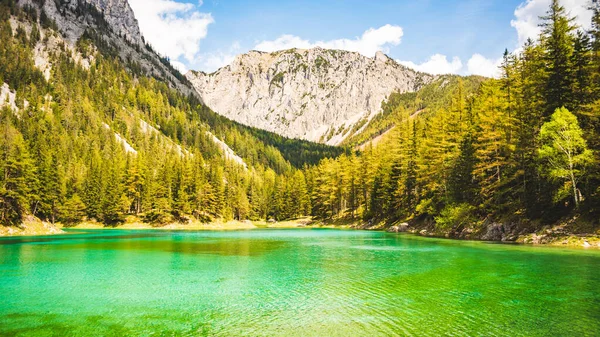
left=0, top=1, right=323, bottom=227
left=343, top=76, right=485, bottom=147
left=60, top=194, right=86, bottom=225
left=538, top=107, right=594, bottom=206
left=306, top=0, right=600, bottom=232
left=314, top=56, right=329, bottom=69
left=434, top=203, right=476, bottom=231
left=270, top=72, right=285, bottom=87
left=0, top=119, right=34, bottom=227
left=541, top=0, right=577, bottom=113
left=448, top=134, right=477, bottom=204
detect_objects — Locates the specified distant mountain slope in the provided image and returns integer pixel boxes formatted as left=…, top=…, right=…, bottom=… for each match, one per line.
left=345, top=75, right=486, bottom=148
left=187, top=48, right=434, bottom=145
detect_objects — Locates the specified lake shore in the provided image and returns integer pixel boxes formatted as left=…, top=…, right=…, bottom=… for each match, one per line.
left=0, top=217, right=350, bottom=237
left=2, top=216, right=598, bottom=249
left=373, top=217, right=600, bottom=249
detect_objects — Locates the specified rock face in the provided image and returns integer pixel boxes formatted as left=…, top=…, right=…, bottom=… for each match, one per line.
left=32, top=0, right=142, bottom=46
left=18, top=0, right=193, bottom=94
left=81, top=0, right=144, bottom=46
left=187, top=48, right=433, bottom=145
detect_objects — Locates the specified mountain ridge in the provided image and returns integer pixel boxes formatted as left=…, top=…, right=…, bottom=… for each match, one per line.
left=187, top=47, right=434, bottom=145
left=22, top=0, right=194, bottom=94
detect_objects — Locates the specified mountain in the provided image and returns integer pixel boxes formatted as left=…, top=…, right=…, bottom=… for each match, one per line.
left=187, top=48, right=434, bottom=145
left=344, top=75, right=486, bottom=148
left=30, top=0, right=192, bottom=94
left=79, top=0, right=143, bottom=46
left=0, top=0, right=343, bottom=229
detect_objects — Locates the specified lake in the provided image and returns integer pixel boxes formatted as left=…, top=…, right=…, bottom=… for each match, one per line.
left=1, top=229, right=599, bottom=336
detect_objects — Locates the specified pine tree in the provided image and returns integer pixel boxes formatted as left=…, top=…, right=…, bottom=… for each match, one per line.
left=0, top=122, right=34, bottom=226
left=590, top=1, right=600, bottom=98
left=540, top=0, right=577, bottom=113
left=290, top=170, right=309, bottom=218
left=572, top=30, right=593, bottom=108
left=83, top=150, right=103, bottom=220
left=402, top=121, right=418, bottom=214
left=125, top=157, right=144, bottom=214
left=514, top=39, right=548, bottom=216
left=60, top=193, right=86, bottom=225
left=448, top=133, right=477, bottom=204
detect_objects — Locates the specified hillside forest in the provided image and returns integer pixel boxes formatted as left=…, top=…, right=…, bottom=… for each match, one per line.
left=308, top=0, right=600, bottom=235
left=1, top=0, right=599, bottom=237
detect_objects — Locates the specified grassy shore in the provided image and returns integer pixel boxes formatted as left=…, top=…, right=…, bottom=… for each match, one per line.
left=0, top=216, right=350, bottom=237
left=0, top=217, right=64, bottom=236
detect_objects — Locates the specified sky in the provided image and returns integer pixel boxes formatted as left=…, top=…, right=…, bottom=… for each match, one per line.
left=128, top=0, right=594, bottom=77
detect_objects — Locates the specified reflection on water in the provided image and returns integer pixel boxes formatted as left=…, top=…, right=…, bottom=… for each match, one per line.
left=1, top=229, right=599, bottom=336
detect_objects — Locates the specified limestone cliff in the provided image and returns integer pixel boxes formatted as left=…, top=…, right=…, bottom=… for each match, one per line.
left=187, top=48, right=433, bottom=144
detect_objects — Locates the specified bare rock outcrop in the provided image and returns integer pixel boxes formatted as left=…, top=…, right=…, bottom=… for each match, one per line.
left=187, top=48, right=433, bottom=145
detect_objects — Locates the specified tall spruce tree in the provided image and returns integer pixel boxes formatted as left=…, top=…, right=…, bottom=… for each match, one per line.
left=540, top=0, right=577, bottom=113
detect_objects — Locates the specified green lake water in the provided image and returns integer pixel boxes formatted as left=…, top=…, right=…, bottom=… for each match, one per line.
left=1, top=229, right=599, bottom=336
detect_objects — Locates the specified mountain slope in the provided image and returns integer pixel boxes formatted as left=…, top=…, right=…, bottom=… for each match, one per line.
left=25, top=0, right=192, bottom=94
left=345, top=75, right=486, bottom=148
left=187, top=48, right=434, bottom=145
left=0, top=0, right=340, bottom=228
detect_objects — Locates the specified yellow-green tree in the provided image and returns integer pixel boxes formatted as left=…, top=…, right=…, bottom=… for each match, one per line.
left=538, top=107, right=594, bottom=206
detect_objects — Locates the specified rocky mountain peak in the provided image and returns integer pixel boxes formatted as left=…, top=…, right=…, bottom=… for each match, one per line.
left=375, top=50, right=390, bottom=63
left=14, top=0, right=193, bottom=94
left=80, top=0, right=144, bottom=46
left=187, top=48, right=434, bottom=145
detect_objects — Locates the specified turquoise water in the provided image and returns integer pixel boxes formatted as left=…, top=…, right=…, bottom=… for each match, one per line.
left=1, top=229, right=599, bottom=336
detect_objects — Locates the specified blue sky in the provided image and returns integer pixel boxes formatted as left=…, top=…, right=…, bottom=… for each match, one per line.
left=128, top=0, right=594, bottom=76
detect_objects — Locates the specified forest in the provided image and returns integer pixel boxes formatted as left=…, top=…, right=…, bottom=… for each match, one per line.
left=309, top=0, right=600, bottom=235
left=1, top=0, right=599, bottom=237
left=0, top=0, right=322, bottom=227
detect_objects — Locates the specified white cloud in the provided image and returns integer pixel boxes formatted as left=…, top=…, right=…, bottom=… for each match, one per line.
left=399, top=54, right=463, bottom=75
left=399, top=53, right=501, bottom=78
left=511, top=0, right=593, bottom=46
left=400, top=0, right=594, bottom=79
left=170, top=60, right=188, bottom=73
left=200, top=53, right=236, bottom=72
left=467, top=54, right=502, bottom=78
left=254, top=24, right=404, bottom=57
left=197, top=42, right=241, bottom=72
left=254, top=35, right=313, bottom=52
left=129, top=0, right=214, bottom=63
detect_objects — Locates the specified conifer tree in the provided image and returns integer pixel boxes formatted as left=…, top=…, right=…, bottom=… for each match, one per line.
left=0, top=122, right=34, bottom=226
left=541, top=0, right=577, bottom=113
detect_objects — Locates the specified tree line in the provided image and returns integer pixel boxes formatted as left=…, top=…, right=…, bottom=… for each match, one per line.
left=2, top=0, right=600, bottom=234
left=307, top=0, right=600, bottom=232
left=0, top=1, right=318, bottom=227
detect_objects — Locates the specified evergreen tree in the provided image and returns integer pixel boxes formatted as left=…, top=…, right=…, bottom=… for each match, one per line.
left=60, top=194, right=86, bottom=225
left=448, top=133, right=477, bottom=204
left=540, top=0, right=577, bottom=113
left=0, top=122, right=34, bottom=226
left=571, top=30, right=593, bottom=110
